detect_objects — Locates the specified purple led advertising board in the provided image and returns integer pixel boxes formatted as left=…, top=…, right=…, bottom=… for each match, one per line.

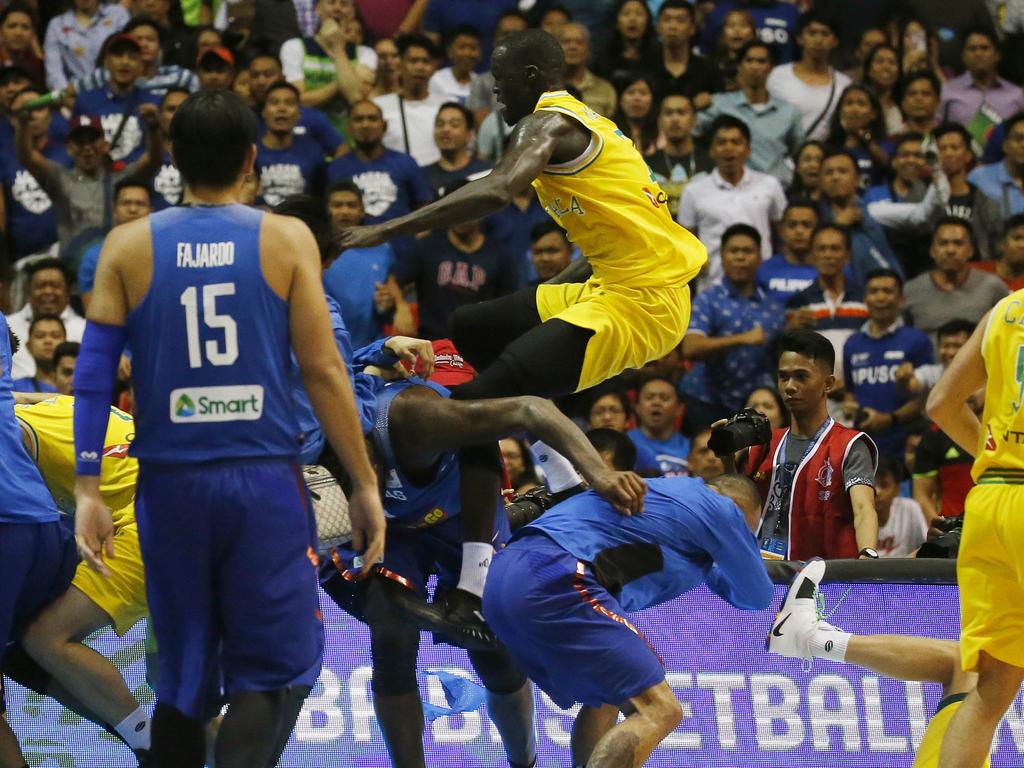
left=9, top=581, right=1024, bottom=766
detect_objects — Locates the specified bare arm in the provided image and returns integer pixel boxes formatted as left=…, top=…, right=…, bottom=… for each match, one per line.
left=131, top=103, right=164, bottom=179
left=926, top=312, right=989, bottom=456
left=397, top=0, right=429, bottom=33
left=14, top=112, right=52, bottom=188
left=912, top=474, right=940, bottom=523
left=340, top=111, right=581, bottom=247
left=849, top=483, right=879, bottom=552
left=682, top=328, right=764, bottom=360
left=392, top=389, right=646, bottom=514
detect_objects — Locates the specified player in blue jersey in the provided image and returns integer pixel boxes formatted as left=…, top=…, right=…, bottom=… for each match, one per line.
left=321, top=349, right=645, bottom=768
left=71, top=90, right=386, bottom=768
left=484, top=474, right=774, bottom=768
left=0, top=321, right=79, bottom=767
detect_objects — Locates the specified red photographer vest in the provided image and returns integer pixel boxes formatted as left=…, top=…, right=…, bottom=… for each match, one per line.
left=747, top=421, right=878, bottom=560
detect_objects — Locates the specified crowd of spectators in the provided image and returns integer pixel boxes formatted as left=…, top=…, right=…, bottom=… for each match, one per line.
left=3, top=0, right=1023, bottom=560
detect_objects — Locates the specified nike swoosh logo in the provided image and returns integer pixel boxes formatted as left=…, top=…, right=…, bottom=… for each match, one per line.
left=772, top=614, right=791, bottom=637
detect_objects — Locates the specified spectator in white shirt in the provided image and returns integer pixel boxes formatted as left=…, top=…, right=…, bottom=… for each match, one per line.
left=43, top=0, right=129, bottom=91
left=678, top=114, right=787, bottom=286
left=5, top=258, right=85, bottom=379
left=428, top=24, right=481, bottom=104
left=875, top=456, right=928, bottom=558
left=374, top=33, right=446, bottom=166
left=766, top=10, right=850, bottom=142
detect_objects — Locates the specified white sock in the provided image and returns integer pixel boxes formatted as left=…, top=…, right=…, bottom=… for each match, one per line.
left=457, top=542, right=494, bottom=598
left=530, top=440, right=582, bottom=493
left=115, top=706, right=151, bottom=751
left=809, top=629, right=851, bottom=662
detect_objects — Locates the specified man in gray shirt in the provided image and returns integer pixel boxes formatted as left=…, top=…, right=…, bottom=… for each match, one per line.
left=905, top=216, right=1009, bottom=344
left=15, top=110, right=163, bottom=255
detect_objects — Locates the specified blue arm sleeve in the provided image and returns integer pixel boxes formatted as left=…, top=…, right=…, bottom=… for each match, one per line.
left=353, top=372, right=384, bottom=434
left=73, top=321, right=127, bottom=475
left=705, top=503, right=775, bottom=611
left=352, top=338, right=399, bottom=371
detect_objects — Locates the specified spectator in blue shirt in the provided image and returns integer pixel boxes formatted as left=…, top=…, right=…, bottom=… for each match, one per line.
left=628, top=376, right=691, bottom=476
left=842, top=268, right=933, bottom=457
left=326, top=99, right=433, bottom=224
left=3, top=86, right=71, bottom=262
left=681, top=223, right=786, bottom=426
left=968, top=111, right=1024, bottom=220
left=72, top=32, right=162, bottom=165
left=817, top=148, right=902, bottom=287
left=79, top=176, right=151, bottom=307
left=586, top=389, right=661, bottom=476
left=323, top=180, right=397, bottom=348
left=255, top=80, right=326, bottom=207
left=195, top=46, right=235, bottom=92
left=11, top=314, right=64, bottom=393
left=150, top=86, right=186, bottom=210
left=700, top=0, right=799, bottom=65
left=757, top=199, right=818, bottom=302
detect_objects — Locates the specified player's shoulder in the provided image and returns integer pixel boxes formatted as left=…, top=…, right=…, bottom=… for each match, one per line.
left=101, top=215, right=153, bottom=266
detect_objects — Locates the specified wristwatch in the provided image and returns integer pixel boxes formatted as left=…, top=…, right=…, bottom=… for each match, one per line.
left=858, top=547, right=879, bottom=559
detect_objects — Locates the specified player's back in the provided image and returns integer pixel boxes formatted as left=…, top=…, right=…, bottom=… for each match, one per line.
left=15, top=395, right=136, bottom=516
left=530, top=91, right=706, bottom=288
left=127, top=204, right=300, bottom=464
left=975, top=289, right=1024, bottom=483
left=0, top=315, right=59, bottom=523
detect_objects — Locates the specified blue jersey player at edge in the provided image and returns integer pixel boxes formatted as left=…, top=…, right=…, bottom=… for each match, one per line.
left=71, top=90, right=386, bottom=768
left=483, top=474, right=773, bottom=768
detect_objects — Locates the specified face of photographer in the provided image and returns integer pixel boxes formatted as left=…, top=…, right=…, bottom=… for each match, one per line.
left=777, top=350, right=834, bottom=436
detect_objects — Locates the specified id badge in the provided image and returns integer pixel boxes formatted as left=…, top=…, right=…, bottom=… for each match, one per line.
left=760, top=537, right=787, bottom=561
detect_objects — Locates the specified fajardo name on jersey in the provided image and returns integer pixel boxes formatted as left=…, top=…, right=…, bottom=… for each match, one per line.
left=169, top=385, right=264, bottom=423
left=176, top=241, right=235, bottom=268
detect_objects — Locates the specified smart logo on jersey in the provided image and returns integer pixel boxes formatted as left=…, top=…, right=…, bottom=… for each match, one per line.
left=169, top=386, right=264, bottom=423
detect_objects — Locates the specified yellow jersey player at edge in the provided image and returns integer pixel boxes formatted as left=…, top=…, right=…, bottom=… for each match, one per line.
left=340, top=28, right=706, bottom=402
left=926, top=288, right=1024, bottom=768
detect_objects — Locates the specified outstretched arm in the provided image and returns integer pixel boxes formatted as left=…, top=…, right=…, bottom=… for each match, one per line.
left=339, top=111, right=581, bottom=247
left=392, top=389, right=646, bottom=514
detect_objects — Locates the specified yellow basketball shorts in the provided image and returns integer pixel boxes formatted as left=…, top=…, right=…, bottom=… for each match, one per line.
left=958, top=484, right=1024, bottom=672
left=913, top=694, right=990, bottom=767
left=72, top=508, right=147, bottom=636
left=535, top=279, right=691, bottom=392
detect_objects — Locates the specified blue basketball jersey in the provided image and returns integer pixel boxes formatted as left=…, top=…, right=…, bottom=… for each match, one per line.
left=127, top=205, right=301, bottom=463
left=525, top=477, right=772, bottom=612
left=0, top=314, right=59, bottom=523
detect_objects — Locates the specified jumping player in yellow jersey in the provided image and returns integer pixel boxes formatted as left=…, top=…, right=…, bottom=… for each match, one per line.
left=340, top=28, right=706, bottom=401
left=11, top=394, right=154, bottom=760
left=925, top=288, right=1024, bottom=768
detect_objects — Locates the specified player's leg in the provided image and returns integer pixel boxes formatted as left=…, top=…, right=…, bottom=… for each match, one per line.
left=571, top=705, right=619, bottom=768
left=938, top=652, right=1024, bottom=768
left=585, top=681, right=682, bottom=768
left=21, top=585, right=149, bottom=751
left=468, top=647, right=536, bottom=768
left=448, top=286, right=544, bottom=371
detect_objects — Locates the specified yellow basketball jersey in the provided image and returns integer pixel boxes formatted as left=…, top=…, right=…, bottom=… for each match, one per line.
left=975, top=289, right=1024, bottom=483
left=530, top=91, right=706, bottom=288
left=15, top=395, right=138, bottom=520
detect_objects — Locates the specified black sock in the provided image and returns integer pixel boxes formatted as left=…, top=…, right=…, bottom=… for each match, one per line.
left=150, top=703, right=205, bottom=768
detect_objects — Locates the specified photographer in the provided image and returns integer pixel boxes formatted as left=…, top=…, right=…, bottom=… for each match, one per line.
left=715, top=329, right=879, bottom=561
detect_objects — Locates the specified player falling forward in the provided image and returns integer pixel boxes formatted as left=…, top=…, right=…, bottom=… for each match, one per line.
left=926, top=288, right=1024, bottom=768
left=483, top=475, right=773, bottom=768
left=769, top=559, right=988, bottom=768
left=72, top=90, right=385, bottom=768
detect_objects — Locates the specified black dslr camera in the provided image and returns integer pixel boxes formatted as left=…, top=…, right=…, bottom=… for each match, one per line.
left=708, top=408, right=773, bottom=458
left=917, top=516, right=963, bottom=559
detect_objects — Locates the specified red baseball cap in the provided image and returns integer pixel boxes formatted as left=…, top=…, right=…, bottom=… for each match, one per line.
left=106, top=33, right=141, bottom=53
left=68, top=114, right=104, bottom=139
left=197, top=46, right=234, bottom=67
left=428, top=339, right=476, bottom=388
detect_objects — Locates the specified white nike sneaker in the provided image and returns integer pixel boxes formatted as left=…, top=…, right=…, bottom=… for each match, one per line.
left=766, top=559, right=826, bottom=659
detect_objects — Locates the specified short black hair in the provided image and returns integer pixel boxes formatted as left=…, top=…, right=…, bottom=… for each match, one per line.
left=796, top=9, right=837, bottom=36
left=272, top=194, right=332, bottom=264
left=397, top=33, right=440, bottom=60
left=784, top=198, right=819, bottom=218
left=894, top=131, right=925, bottom=152
left=0, top=64, right=34, bottom=88
left=937, top=318, right=975, bottom=340
left=529, top=218, right=568, bottom=244
left=1004, top=212, right=1024, bottom=237
left=589, top=388, right=631, bottom=418
left=170, top=90, right=257, bottom=189
left=721, top=222, right=761, bottom=250
left=586, top=428, right=636, bottom=472
left=736, top=39, right=774, bottom=65
left=124, top=15, right=162, bottom=43
left=875, top=453, right=903, bottom=483
left=657, top=0, right=694, bottom=21
left=708, top=113, right=750, bottom=143
left=114, top=175, right=151, bottom=200
left=52, top=340, right=80, bottom=367
left=437, top=101, right=475, bottom=131
left=27, top=257, right=70, bottom=285
left=821, top=146, right=858, bottom=169
left=637, top=374, right=679, bottom=399
left=932, top=122, right=973, bottom=150
left=961, top=25, right=999, bottom=51
left=1004, top=110, right=1024, bottom=139
left=864, top=267, right=903, bottom=292
left=932, top=215, right=973, bottom=244
left=811, top=222, right=851, bottom=251
left=264, top=80, right=300, bottom=102
left=494, top=29, right=565, bottom=80
left=0, top=2, right=35, bottom=26
left=327, top=179, right=363, bottom=201
left=778, top=329, right=836, bottom=373
left=900, top=70, right=941, bottom=100
left=28, top=314, right=65, bottom=337
left=244, top=50, right=281, bottom=69
left=445, top=23, right=481, bottom=48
